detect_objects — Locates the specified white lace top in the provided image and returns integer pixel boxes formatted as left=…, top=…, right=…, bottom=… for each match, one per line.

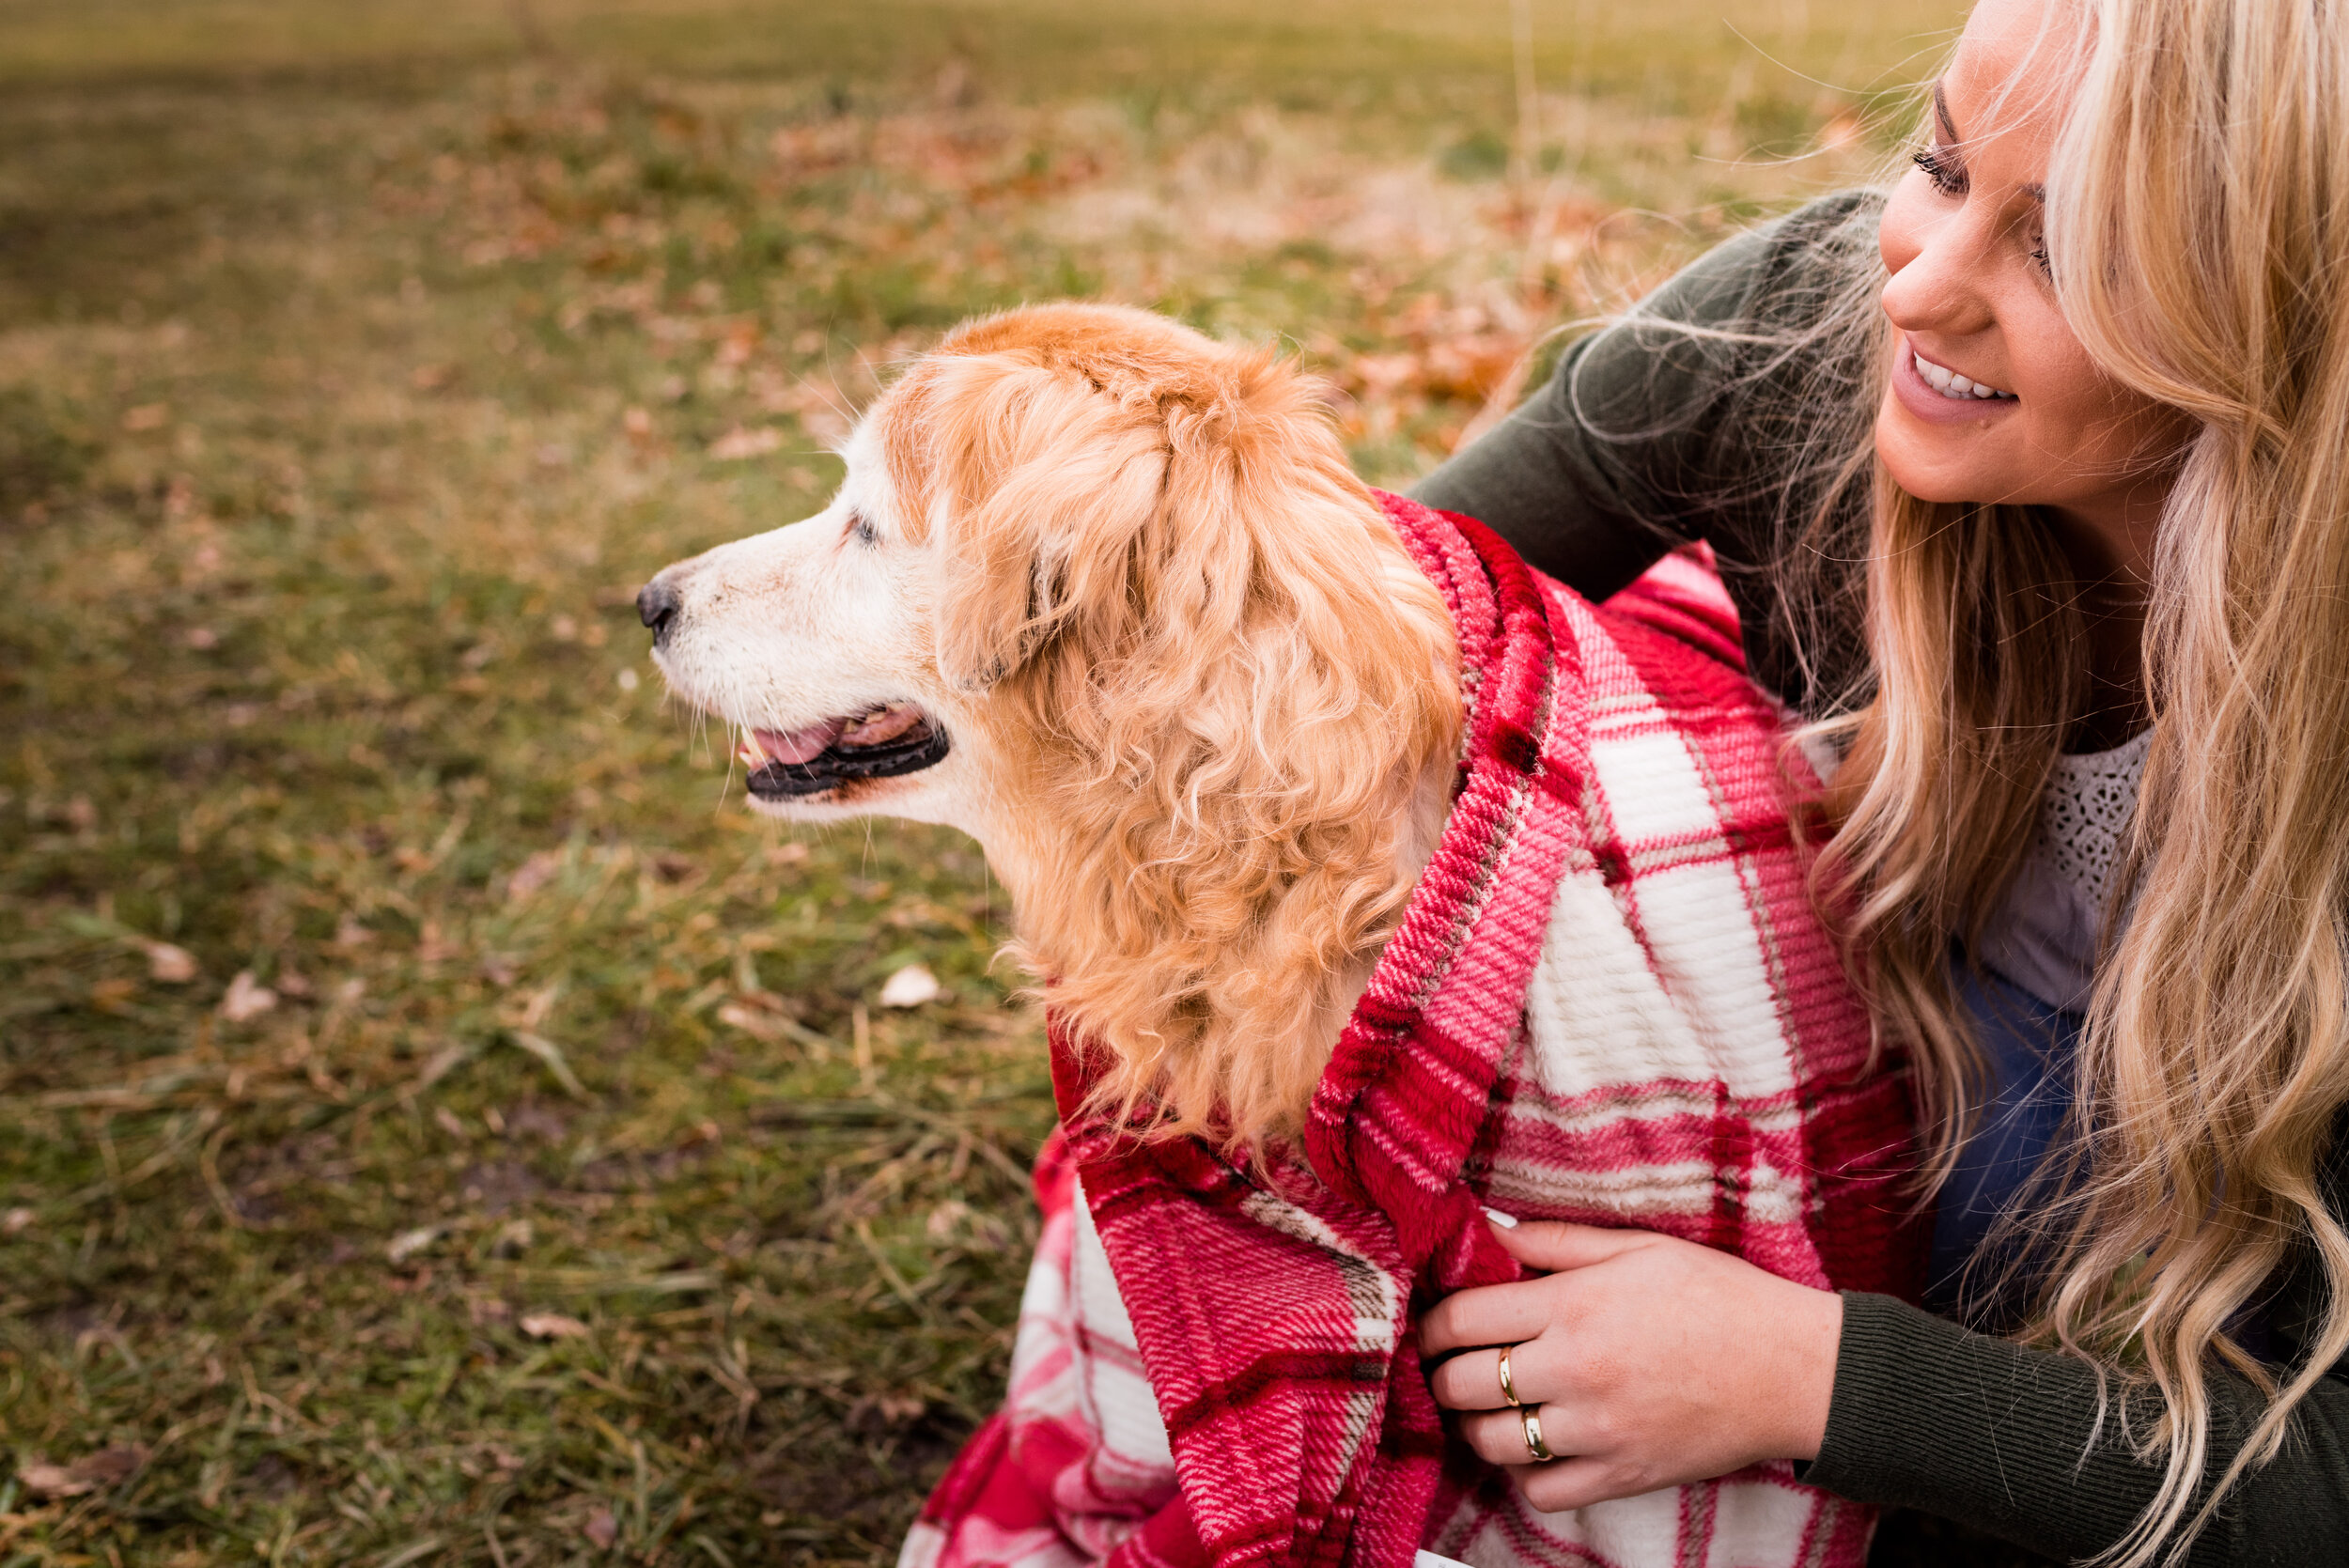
left=1975, top=727, right=2154, bottom=1011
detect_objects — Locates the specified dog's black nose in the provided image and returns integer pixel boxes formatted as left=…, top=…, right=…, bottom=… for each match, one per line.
left=636, top=578, right=682, bottom=643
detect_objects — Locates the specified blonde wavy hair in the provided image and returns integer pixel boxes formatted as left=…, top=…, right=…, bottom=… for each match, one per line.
left=1785, top=1, right=2349, bottom=1561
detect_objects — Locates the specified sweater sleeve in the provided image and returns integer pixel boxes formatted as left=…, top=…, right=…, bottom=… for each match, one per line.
left=1811, top=1291, right=2349, bottom=1566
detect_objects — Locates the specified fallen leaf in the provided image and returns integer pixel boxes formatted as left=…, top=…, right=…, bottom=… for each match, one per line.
left=120, top=403, right=169, bottom=432
left=707, top=426, right=783, bottom=459
left=75, top=1446, right=147, bottom=1485
left=521, top=1312, right=591, bottom=1341
left=217, top=970, right=278, bottom=1022
left=506, top=849, right=564, bottom=901
left=386, top=1225, right=442, bottom=1263
left=17, top=1460, right=92, bottom=1498
left=584, top=1506, right=618, bottom=1548
left=412, top=1042, right=468, bottom=1093
left=715, top=1002, right=786, bottom=1043
left=18, top=1445, right=148, bottom=1498
left=3, top=1207, right=32, bottom=1234
left=879, top=963, right=940, bottom=1008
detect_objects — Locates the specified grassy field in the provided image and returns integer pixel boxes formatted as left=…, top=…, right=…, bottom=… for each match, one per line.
left=0, top=3, right=1960, bottom=1563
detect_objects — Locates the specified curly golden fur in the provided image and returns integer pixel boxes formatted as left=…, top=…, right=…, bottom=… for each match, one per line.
left=882, top=307, right=1461, bottom=1146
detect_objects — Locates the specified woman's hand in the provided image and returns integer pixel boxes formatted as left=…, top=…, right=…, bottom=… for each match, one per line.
left=1418, top=1216, right=1844, bottom=1514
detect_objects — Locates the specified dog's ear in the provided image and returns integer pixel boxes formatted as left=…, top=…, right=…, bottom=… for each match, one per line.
left=905, top=354, right=1170, bottom=691
left=894, top=317, right=1463, bottom=1152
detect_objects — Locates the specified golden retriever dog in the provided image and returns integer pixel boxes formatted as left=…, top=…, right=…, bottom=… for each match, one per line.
left=637, top=303, right=1460, bottom=1146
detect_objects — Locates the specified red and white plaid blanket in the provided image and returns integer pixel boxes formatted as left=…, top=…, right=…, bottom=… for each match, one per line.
left=900, top=495, right=1922, bottom=1568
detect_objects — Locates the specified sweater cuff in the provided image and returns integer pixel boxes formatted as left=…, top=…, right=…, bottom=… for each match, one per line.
left=1807, top=1291, right=1950, bottom=1501
left=1805, top=1291, right=2151, bottom=1560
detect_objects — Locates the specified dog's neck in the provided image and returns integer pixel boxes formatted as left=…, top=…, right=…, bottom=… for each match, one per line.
left=1313, top=748, right=1456, bottom=1028
left=970, top=737, right=1457, bottom=1137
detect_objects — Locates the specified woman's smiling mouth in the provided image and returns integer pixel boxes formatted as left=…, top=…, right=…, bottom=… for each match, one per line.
left=1911, top=347, right=2015, bottom=400
left=1890, top=334, right=2022, bottom=427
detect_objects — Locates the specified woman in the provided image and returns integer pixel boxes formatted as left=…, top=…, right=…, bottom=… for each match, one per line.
left=1410, top=0, right=2349, bottom=1563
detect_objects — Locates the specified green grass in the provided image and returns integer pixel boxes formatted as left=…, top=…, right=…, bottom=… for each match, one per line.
left=0, top=3, right=1960, bottom=1563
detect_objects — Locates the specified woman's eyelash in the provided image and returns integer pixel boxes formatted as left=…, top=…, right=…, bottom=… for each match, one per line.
left=1912, top=139, right=2053, bottom=277
left=1913, top=143, right=1967, bottom=197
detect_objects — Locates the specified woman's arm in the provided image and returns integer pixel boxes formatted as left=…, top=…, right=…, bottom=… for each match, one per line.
left=1814, top=1293, right=2349, bottom=1566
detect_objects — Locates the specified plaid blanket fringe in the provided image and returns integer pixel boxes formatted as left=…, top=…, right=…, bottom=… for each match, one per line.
left=900, top=494, right=1921, bottom=1568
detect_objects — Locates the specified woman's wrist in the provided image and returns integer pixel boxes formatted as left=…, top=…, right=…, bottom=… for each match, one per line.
left=1769, top=1282, right=1845, bottom=1462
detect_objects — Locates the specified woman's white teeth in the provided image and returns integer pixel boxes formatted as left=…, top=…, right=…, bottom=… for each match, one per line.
left=1913, top=349, right=2015, bottom=401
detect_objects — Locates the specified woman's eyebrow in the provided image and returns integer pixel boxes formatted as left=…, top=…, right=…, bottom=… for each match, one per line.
left=1933, top=80, right=1960, bottom=144
left=1931, top=79, right=2046, bottom=205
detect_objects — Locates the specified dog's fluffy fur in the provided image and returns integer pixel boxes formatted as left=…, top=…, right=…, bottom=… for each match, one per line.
left=646, top=304, right=1460, bottom=1147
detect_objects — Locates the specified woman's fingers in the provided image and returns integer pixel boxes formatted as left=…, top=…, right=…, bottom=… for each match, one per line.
left=1427, top=1344, right=1515, bottom=1411
left=1420, top=1223, right=1670, bottom=1356
left=1485, top=1217, right=1663, bottom=1274
left=1460, top=1403, right=1657, bottom=1509
left=1458, top=1405, right=1550, bottom=1467
left=1417, top=1278, right=1566, bottom=1355
left=1456, top=1402, right=1589, bottom=1468
left=1513, top=1456, right=1651, bottom=1515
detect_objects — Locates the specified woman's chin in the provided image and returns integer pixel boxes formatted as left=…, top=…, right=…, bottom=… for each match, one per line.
left=1874, top=400, right=2017, bottom=507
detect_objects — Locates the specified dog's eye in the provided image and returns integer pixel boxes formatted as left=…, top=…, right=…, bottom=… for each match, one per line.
left=848, top=512, right=878, bottom=547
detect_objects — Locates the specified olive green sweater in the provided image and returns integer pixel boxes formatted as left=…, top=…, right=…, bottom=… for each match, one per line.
left=1411, top=193, right=2349, bottom=1567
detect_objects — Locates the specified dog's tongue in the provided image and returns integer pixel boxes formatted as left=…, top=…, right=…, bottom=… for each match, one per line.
left=754, top=720, right=846, bottom=765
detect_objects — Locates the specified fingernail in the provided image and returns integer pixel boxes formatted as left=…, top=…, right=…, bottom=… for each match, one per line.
left=1482, top=1206, right=1519, bottom=1229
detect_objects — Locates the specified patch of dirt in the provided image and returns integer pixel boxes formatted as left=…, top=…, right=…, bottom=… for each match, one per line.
left=458, top=1159, right=546, bottom=1214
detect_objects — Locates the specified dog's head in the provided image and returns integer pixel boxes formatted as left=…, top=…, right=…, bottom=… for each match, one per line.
left=642, top=303, right=1459, bottom=1147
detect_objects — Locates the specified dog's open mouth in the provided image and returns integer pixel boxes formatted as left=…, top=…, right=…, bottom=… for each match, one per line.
left=736, top=703, right=950, bottom=798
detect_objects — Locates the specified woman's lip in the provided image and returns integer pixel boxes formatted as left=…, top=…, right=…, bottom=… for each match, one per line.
left=1890, top=335, right=2020, bottom=427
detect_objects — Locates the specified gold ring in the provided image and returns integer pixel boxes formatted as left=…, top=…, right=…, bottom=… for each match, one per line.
left=1519, top=1405, right=1555, bottom=1464
left=1498, top=1343, right=1522, bottom=1408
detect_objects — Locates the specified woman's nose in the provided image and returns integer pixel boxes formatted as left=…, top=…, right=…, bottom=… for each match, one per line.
left=1881, top=218, right=1999, bottom=340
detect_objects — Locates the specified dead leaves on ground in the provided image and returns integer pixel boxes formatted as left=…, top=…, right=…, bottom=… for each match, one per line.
left=16, top=1446, right=148, bottom=1499
left=519, top=1311, right=592, bottom=1341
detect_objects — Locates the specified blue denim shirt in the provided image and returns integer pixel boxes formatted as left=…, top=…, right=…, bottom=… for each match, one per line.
left=1924, top=965, right=2084, bottom=1316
